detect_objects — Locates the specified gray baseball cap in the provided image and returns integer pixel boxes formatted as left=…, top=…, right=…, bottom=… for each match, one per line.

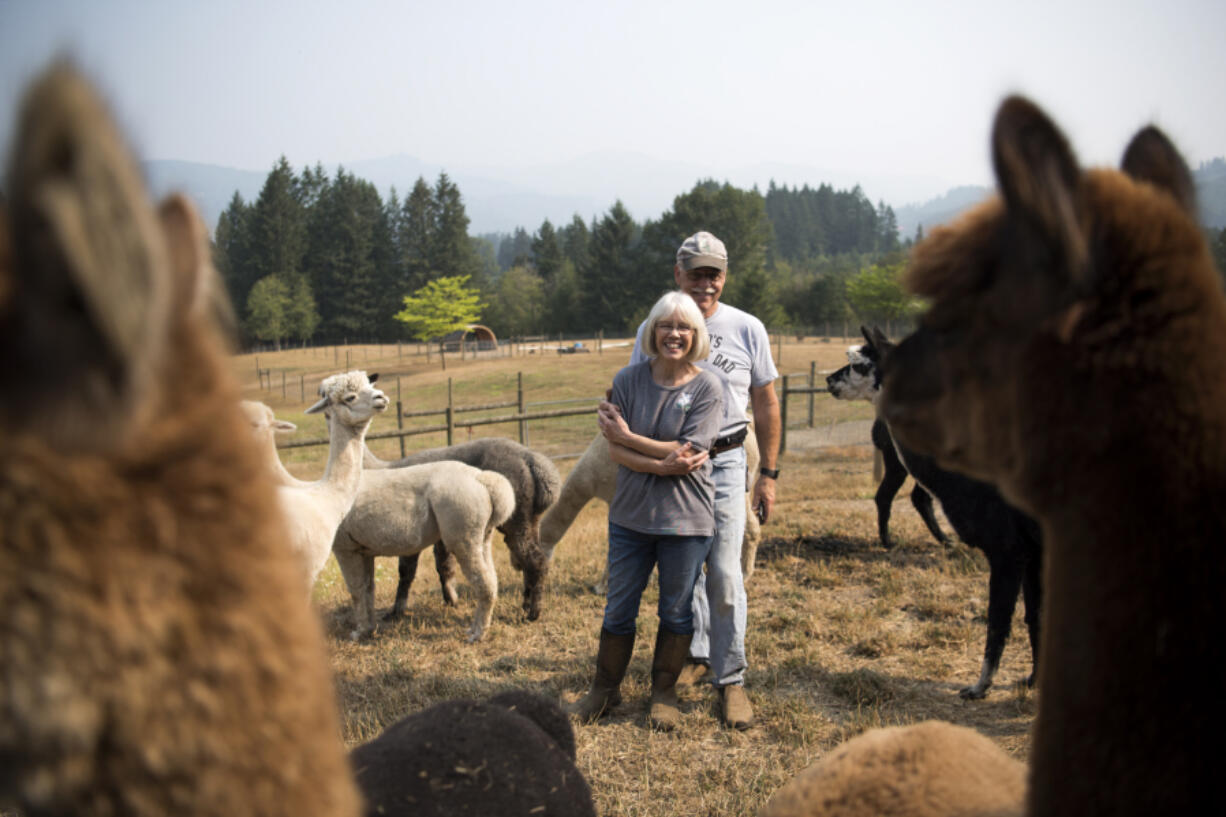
left=676, top=231, right=728, bottom=272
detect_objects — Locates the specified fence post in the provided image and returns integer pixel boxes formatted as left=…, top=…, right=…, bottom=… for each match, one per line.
left=776, top=333, right=783, bottom=367
left=300, top=374, right=305, bottom=403
left=254, top=355, right=260, bottom=378
left=446, top=378, right=454, bottom=446
left=517, top=371, right=527, bottom=444
left=281, top=370, right=286, bottom=400
left=808, top=361, right=817, bottom=428
left=345, top=349, right=350, bottom=369
left=397, top=377, right=405, bottom=457
left=780, top=375, right=789, bottom=455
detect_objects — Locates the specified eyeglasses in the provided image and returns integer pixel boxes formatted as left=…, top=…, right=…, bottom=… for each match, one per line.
left=656, top=322, right=694, bottom=335
left=685, top=269, right=724, bottom=283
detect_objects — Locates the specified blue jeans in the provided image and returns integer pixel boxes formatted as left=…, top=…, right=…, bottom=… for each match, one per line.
left=688, top=445, right=749, bottom=687
left=602, top=523, right=712, bottom=636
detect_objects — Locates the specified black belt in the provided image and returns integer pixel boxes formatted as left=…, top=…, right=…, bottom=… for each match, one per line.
left=710, top=427, right=748, bottom=456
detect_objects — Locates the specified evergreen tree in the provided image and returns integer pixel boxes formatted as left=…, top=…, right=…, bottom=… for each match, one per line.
left=306, top=169, right=388, bottom=341
left=213, top=192, right=254, bottom=320
left=531, top=219, right=563, bottom=284
left=399, top=177, right=436, bottom=292
left=432, top=172, right=478, bottom=281
left=247, top=156, right=307, bottom=286
left=559, top=214, right=591, bottom=269
left=581, top=201, right=642, bottom=332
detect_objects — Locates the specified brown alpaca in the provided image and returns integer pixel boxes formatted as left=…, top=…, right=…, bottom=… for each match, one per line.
left=882, top=97, right=1226, bottom=814
left=0, top=64, right=361, bottom=817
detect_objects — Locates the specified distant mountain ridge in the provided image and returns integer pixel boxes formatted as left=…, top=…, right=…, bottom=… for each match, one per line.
left=143, top=153, right=1226, bottom=240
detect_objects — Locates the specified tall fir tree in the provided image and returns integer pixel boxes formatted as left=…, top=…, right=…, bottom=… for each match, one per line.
left=247, top=156, right=307, bottom=286
left=213, top=192, right=254, bottom=320
left=431, top=172, right=478, bottom=281
left=581, top=201, right=642, bottom=332
left=531, top=219, right=563, bottom=284
left=399, top=177, right=436, bottom=292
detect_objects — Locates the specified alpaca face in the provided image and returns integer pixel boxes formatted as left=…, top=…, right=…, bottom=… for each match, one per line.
left=880, top=96, right=1210, bottom=511
left=826, top=333, right=885, bottom=403
left=309, top=371, right=389, bottom=428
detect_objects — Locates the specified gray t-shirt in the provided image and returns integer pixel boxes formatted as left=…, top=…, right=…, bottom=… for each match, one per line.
left=631, top=302, right=779, bottom=437
left=607, top=361, right=724, bottom=536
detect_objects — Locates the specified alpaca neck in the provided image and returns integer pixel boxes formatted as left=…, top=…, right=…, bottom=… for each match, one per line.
left=322, top=419, right=370, bottom=501
left=538, top=479, right=594, bottom=556
left=1028, top=440, right=1226, bottom=816
left=363, top=444, right=390, bottom=470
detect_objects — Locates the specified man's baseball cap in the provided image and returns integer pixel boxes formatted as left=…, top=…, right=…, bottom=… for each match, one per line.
left=676, top=231, right=728, bottom=273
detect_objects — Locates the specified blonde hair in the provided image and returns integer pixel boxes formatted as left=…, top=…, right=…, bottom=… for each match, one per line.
left=643, top=291, right=711, bottom=362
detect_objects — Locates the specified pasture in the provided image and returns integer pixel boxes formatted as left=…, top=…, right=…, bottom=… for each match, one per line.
left=233, top=336, right=1036, bottom=817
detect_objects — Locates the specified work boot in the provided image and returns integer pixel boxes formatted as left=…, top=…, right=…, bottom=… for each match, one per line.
left=675, top=659, right=711, bottom=688
left=648, top=628, right=693, bottom=731
left=565, top=629, right=635, bottom=723
left=719, top=684, right=754, bottom=730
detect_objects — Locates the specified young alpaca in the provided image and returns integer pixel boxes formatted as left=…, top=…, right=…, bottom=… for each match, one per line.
left=539, top=429, right=763, bottom=588
left=825, top=331, right=949, bottom=550
left=366, top=438, right=560, bottom=621
left=828, top=326, right=1043, bottom=699
left=332, top=460, right=514, bottom=642
left=0, top=63, right=361, bottom=817
left=882, top=98, right=1226, bottom=814
left=278, top=371, right=388, bottom=586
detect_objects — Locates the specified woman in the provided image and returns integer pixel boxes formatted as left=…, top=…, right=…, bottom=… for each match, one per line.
left=566, top=291, right=723, bottom=730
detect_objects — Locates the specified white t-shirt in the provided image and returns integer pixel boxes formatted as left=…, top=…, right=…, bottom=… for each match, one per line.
left=631, top=301, right=779, bottom=438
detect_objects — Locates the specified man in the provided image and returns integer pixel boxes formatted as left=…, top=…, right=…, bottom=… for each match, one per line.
left=600, top=230, right=780, bottom=729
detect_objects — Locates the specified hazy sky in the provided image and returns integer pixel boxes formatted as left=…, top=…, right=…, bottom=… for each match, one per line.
left=1, top=0, right=1223, bottom=206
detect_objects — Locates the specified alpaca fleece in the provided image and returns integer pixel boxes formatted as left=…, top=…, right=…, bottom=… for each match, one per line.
left=350, top=691, right=595, bottom=817
left=0, top=63, right=360, bottom=817
left=759, top=722, right=1024, bottom=817
left=883, top=97, right=1226, bottom=816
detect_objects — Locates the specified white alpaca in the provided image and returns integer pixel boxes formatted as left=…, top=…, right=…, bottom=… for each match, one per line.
left=540, top=429, right=763, bottom=588
left=278, top=371, right=387, bottom=586
left=240, top=399, right=307, bottom=487
left=333, top=461, right=514, bottom=642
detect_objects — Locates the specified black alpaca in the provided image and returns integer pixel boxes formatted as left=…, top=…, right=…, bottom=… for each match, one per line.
left=833, top=326, right=1043, bottom=699
left=827, top=334, right=950, bottom=550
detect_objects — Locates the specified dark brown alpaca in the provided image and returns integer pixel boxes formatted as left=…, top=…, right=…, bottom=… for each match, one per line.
left=0, top=64, right=360, bottom=817
left=882, top=97, right=1226, bottom=815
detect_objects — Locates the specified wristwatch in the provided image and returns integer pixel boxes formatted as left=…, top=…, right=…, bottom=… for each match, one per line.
left=759, top=467, right=780, bottom=479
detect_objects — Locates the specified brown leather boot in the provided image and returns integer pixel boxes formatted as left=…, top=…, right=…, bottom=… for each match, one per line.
left=565, top=629, right=635, bottom=722
left=648, top=628, right=693, bottom=731
left=719, top=683, right=754, bottom=730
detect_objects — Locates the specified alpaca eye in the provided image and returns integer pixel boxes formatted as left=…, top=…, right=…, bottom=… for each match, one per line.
left=344, top=394, right=356, bottom=403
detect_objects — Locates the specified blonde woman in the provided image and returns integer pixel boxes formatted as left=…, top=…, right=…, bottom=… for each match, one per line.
left=566, top=291, right=723, bottom=730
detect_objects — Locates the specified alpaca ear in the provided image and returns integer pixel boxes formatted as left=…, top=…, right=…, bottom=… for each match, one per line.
left=1121, top=126, right=1198, bottom=217
left=1, top=62, right=171, bottom=447
left=860, top=325, right=873, bottom=346
left=273, top=419, right=297, bottom=433
left=304, top=395, right=331, bottom=415
left=869, top=326, right=890, bottom=349
left=159, top=193, right=239, bottom=347
left=991, top=96, right=1087, bottom=281
left=368, top=372, right=379, bottom=384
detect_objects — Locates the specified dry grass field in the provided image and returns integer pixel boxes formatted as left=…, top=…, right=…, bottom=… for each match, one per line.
left=233, top=336, right=1036, bottom=816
